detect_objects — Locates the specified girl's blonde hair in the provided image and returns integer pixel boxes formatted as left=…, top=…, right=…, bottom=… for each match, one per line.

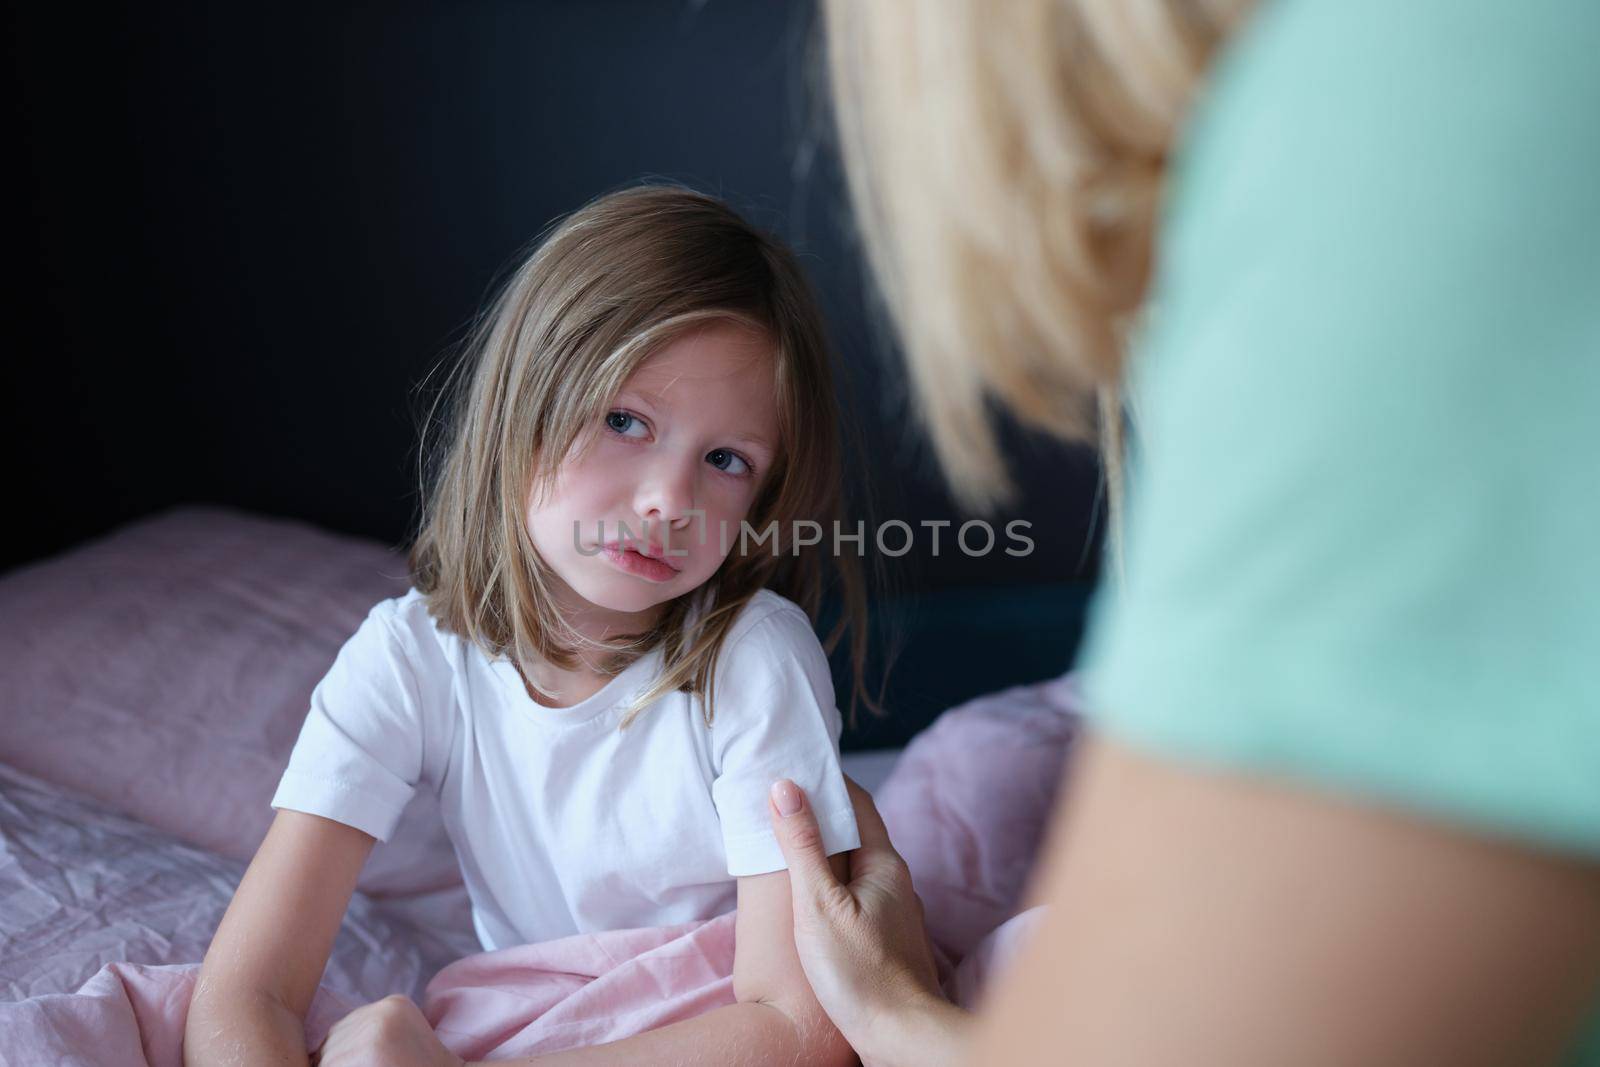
left=822, top=0, right=1254, bottom=574
left=409, top=184, right=873, bottom=727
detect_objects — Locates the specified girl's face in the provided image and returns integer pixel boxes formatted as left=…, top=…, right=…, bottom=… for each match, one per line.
left=525, top=320, right=781, bottom=630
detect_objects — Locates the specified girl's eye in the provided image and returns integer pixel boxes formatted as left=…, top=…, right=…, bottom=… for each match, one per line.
left=706, top=448, right=751, bottom=477
left=604, top=411, right=647, bottom=439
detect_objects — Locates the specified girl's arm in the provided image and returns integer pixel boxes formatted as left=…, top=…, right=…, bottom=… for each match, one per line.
left=467, top=858, right=857, bottom=1067
left=185, top=809, right=376, bottom=1066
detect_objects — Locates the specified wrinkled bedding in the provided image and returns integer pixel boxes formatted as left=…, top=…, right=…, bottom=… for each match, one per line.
left=0, top=505, right=1082, bottom=1062
left=877, top=672, right=1082, bottom=959
left=0, top=506, right=461, bottom=902
left=0, top=674, right=1076, bottom=1062
left=0, top=760, right=463, bottom=1007
left=0, top=747, right=901, bottom=1006
left=2, top=903, right=1045, bottom=1064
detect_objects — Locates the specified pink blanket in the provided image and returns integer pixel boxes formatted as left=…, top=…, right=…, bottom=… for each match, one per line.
left=0, top=909, right=1043, bottom=1063
left=0, top=508, right=1081, bottom=1060
left=0, top=634, right=1074, bottom=1061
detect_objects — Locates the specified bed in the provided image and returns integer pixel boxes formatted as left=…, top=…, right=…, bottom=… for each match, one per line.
left=0, top=505, right=1080, bottom=1061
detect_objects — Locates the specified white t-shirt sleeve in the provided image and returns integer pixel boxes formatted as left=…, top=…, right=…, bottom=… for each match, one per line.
left=269, top=599, right=431, bottom=842
left=708, top=603, right=861, bottom=876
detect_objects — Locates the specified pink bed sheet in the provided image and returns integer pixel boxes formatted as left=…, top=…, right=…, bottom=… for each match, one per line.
left=1, top=908, right=1045, bottom=1065
left=0, top=499, right=1081, bottom=1061
left=0, top=506, right=465, bottom=904
left=0, top=760, right=464, bottom=1008
left=876, top=672, right=1082, bottom=959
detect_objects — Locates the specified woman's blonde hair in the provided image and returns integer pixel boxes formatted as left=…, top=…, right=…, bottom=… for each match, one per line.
left=409, top=184, right=874, bottom=727
left=823, top=0, right=1253, bottom=574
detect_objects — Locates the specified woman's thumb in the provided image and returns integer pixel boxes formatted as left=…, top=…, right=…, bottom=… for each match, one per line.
left=769, top=779, right=837, bottom=899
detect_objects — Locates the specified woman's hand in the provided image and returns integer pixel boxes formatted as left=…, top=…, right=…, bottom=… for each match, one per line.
left=309, top=994, right=463, bottom=1067
left=768, top=775, right=970, bottom=1067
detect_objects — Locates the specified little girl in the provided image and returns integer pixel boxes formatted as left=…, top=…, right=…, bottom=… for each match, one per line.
left=187, top=185, right=871, bottom=1066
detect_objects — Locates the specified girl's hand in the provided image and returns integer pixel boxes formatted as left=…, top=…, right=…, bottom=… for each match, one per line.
left=309, top=994, right=463, bottom=1067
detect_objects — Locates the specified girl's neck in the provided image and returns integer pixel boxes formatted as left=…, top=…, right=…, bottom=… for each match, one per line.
left=513, top=656, right=613, bottom=710
left=545, top=566, right=668, bottom=641
left=518, top=578, right=668, bottom=708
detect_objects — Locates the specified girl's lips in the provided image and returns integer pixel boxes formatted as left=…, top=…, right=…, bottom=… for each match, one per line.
left=600, top=544, right=680, bottom=582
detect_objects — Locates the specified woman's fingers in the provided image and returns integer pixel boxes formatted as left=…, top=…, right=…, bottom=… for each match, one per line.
left=769, top=778, right=843, bottom=904
left=773, top=774, right=915, bottom=902
left=842, top=774, right=894, bottom=849
left=842, top=774, right=922, bottom=887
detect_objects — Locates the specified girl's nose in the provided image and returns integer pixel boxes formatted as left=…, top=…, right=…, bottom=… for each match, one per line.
left=633, top=456, right=697, bottom=530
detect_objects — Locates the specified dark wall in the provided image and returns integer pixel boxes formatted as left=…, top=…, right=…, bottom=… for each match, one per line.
left=8, top=3, right=1104, bottom=743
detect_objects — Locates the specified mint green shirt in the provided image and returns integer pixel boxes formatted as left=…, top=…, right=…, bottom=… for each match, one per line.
left=1074, top=0, right=1599, bottom=1056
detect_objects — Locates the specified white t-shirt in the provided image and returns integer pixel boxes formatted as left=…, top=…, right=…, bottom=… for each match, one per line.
left=269, top=587, right=860, bottom=952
